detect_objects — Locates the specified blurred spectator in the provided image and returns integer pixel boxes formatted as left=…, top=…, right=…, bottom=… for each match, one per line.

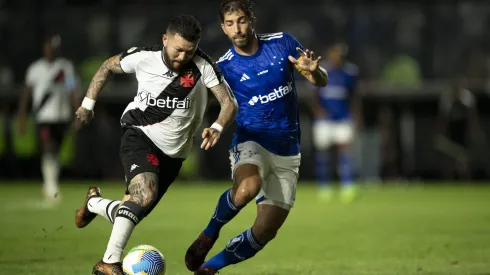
left=381, top=50, right=422, bottom=87
left=434, top=76, right=484, bottom=180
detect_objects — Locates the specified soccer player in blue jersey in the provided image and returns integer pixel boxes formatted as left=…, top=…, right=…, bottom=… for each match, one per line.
left=311, top=42, right=360, bottom=203
left=185, top=1, right=328, bottom=274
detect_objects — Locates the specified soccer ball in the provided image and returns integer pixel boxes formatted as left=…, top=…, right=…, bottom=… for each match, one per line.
left=122, top=245, right=166, bottom=275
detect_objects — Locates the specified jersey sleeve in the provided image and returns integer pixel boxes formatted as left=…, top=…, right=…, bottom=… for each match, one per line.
left=25, top=63, right=36, bottom=87
left=282, top=33, right=305, bottom=60
left=119, top=47, right=143, bottom=73
left=196, top=50, right=224, bottom=88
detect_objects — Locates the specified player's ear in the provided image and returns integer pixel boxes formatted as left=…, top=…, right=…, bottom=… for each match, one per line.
left=220, top=23, right=227, bottom=35
left=162, top=34, right=167, bottom=46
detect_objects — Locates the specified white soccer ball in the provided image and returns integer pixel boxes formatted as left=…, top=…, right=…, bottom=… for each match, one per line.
left=122, top=245, right=166, bottom=275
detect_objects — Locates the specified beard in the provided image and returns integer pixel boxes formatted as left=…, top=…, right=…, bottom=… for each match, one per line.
left=230, top=30, right=253, bottom=50
left=162, top=48, right=183, bottom=72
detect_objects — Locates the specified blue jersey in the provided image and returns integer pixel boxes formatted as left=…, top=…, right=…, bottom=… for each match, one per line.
left=217, top=32, right=304, bottom=156
left=317, top=62, right=358, bottom=121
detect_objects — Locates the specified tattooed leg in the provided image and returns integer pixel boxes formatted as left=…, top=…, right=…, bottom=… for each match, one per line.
left=102, top=172, right=159, bottom=264
left=127, top=172, right=159, bottom=208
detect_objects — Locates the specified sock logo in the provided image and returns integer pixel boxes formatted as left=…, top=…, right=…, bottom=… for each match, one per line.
left=225, top=234, right=244, bottom=252
left=117, top=208, right=139, bottom=225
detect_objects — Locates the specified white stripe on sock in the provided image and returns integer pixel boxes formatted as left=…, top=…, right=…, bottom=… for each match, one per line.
left=247, top=228, right=263, bottom=250
left=87, top=198, right=121, bottom=223
left=226, top=190, right=238, bottom=211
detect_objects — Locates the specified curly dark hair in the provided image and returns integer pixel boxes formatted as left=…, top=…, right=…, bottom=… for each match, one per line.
left=219, top=0, right=255, bottom=22
left=166, top=15, right=202, bottom=42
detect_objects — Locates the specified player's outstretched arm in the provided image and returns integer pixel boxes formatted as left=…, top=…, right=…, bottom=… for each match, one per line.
left=76, top=55, right=125, bottom=125
left=289, top=47, right=328, bottom=87
left=201, top=81, right=238, bottom=150
left=85, top=55, right=124, bottom=100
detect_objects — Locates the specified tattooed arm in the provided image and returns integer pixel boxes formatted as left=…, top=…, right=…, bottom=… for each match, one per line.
left=210, top=81, right=238, bottom=130
left=86, top=55, right=125, bottom=99
left=76, top=54, right=125, bottom=124
left=201, top=81, right=238, bottom=150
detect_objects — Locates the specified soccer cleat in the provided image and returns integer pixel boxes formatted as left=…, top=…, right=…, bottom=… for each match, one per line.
left=185, top=232, right=217, bottom=271
left=92, top=261, right=123, bottom=275
left=75, top=187, right=101, bottom=228
left=195, top=267, right=219, bottom=275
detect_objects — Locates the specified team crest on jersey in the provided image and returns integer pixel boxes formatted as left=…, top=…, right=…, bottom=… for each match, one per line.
left=180, top=72, right=195, bottom=88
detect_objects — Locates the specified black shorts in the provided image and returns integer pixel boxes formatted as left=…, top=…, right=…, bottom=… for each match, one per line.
left=120, top=127, right=184, bottom=197
left=37, top=123, right=68, bottom=151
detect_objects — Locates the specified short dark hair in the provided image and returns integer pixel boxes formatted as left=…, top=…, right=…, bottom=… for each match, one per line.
left=166, top=15, right=202, bottom=42
left=219, top=0, right=255, bottom=22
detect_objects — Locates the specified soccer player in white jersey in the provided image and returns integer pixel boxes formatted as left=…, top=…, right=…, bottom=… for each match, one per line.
left=73, top=15, right=237, bottom=275
left=185, top=1, right=328, bottom=274
left=17, top=33, right=79, bottom=205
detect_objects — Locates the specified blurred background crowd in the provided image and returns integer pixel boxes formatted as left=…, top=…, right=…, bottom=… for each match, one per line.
left=1, top=0, right=490, bottom=183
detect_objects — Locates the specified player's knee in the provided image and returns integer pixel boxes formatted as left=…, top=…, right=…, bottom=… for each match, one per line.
left=252, top=223, right=278, bottom=244
left=336, top=142, right=350, bottom=151
left=232, top=175, right=261, bottom=207
left=232, top=164, right=262, bottom=206
left=128, top=172, right=159, bottom=209
left=41, top=142, right=56, bottom=155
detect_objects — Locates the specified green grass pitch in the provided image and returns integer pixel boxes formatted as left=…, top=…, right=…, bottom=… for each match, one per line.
left=0, top=181, right=489, bottom=275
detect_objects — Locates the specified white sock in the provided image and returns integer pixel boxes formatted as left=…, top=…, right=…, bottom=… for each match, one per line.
left=42, top=154, right=59, bottom=199
left=102, top=206, right=137, bottom=263
left=87, top=197, right=121, bottom=223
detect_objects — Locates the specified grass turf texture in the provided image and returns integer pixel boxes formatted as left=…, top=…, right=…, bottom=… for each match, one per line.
left=0, top=181, right=489, bottom=275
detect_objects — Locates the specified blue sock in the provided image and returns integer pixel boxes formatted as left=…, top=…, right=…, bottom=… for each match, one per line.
left=203, top=227, right=264, bottom=270
left=338, top=151, right=354, bottom=187
left=203, top=189, right=241, bottom=239
left=315, top=150, right=329, bottom=187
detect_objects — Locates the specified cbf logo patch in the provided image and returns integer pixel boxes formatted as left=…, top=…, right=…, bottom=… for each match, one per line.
left=225, top=234, right=244, bottom=252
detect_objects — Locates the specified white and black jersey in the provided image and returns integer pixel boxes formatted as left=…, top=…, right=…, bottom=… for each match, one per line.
left=25, top=58, right=77, bottom=123
left=119, top=45, right=224, bottom=158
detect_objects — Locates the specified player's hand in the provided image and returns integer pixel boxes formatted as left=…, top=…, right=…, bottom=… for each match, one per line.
left=75, top=106, right=94, bottom=125
left=201, top=127, right=221, bottom=150
left=288, top=47, right=322, bottom=72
